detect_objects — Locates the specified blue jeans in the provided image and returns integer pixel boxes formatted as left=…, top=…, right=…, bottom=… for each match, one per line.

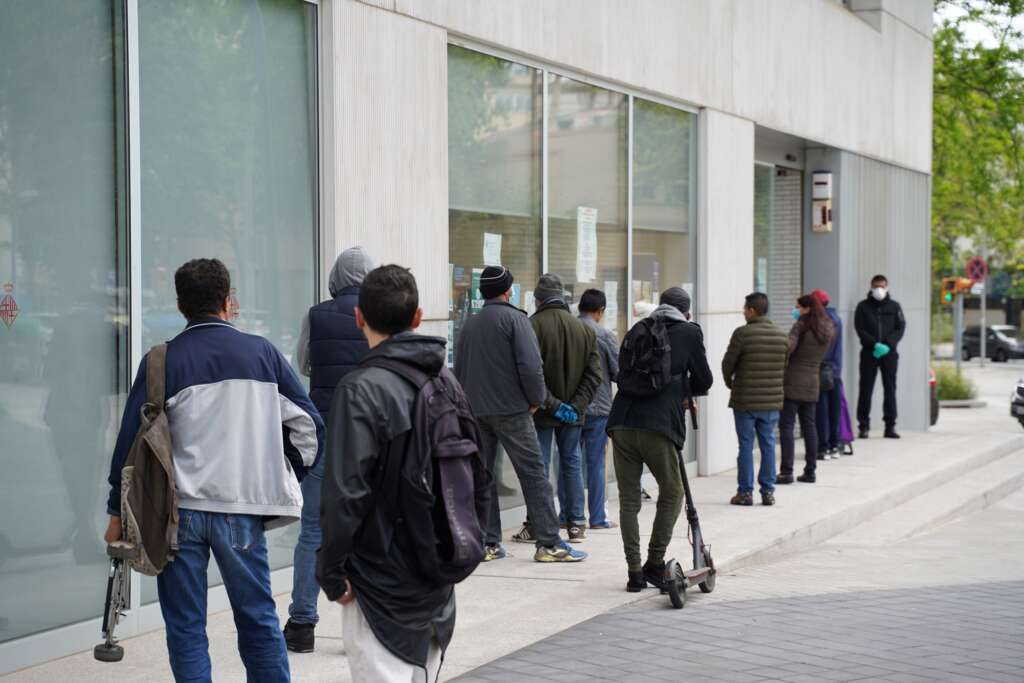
left=579, top=416, right=610, bottom=526
left=537, top=423, right=586, bottom=526
left=288, top=456, right=323, bottom=625
left=816, top=386, right=841, bottom=452
left=158, top=509, right=290, bottom=682
left=733, top=410, right=779, bottom=495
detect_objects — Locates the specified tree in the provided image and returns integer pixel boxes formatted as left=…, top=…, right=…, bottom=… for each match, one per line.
left=933, top=0, right=1024, bottom=298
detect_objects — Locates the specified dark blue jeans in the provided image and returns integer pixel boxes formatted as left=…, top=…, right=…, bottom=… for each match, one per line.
left=288, top=456, right=323, bottom=625
left=816, top=386, right=841, bottom=452
left=158, top=509, right=290, bottom=682
left=579, top=415, right=610, bottom=526
left=733, top=409, right=779, bottom=494
left=537, top=423, right=586, bottom=527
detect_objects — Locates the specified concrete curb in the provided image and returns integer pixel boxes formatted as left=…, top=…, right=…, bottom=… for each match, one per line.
left=940, top=399, right=988, bottom=408
left=717, top=434, right=1024, bottom=572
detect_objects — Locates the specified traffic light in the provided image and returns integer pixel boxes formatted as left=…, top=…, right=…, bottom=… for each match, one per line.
left=940, top=276, right=974, bottom=304
left=941, top=277, right=956, bottom=304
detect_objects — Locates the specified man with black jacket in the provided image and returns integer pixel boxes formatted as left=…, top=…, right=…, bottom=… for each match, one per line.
left=854, top=274, right=906, bottom=439
left=316, top=265, right=455, bottom=682
left=607, top=287, right=713, bottom=592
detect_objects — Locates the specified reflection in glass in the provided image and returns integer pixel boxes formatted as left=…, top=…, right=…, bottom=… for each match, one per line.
left=547, top=75, right=628, bottom=338
left=632, top=99, right=696, bottom=315
left=448, top=45, right=543, bottom=512
left=0, top=0, right=128, bottom=642
left=632, top=99, right=697, bottom=463
left=139, top=0, right=318, bottom=598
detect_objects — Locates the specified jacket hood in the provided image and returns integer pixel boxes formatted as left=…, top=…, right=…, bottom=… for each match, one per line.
left=365, top=331, right=446, bottom=375
left=329, top=247, right=375, bottom=297
left=649, top=303, right=689, bottom=324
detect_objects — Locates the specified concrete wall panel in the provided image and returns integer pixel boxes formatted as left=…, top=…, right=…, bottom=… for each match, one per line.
left=395, top=0, right=932, bottom=173
left=328, top=0, right=449, bottom=321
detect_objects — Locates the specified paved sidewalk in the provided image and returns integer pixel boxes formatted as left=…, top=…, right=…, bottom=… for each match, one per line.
left=8, top=362, right=1023, bottom=682
left=454, top=488, right=1024, bottom=683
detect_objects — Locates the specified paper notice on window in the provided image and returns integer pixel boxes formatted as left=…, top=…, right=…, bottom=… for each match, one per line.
left=603, top=280, right=619, bottom=333
left=483, top=232, right=502, bottom=266
left=510, top=284, right=521, bottom=308
left=524, top=290, right=535, bottom=315
left=471, top=268, right=484, bottom=314
left=448, top=263, right=455, bottom=312
left=447, top=321, right=455, bottom=368
left=576, top=207, right=598, bottom=283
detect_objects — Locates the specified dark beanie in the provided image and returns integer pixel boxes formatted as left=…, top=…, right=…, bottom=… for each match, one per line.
left=534, top=273, right=564, bottom=303
left=479, top=266, right=514, bottom=300
left=660, top=287, right=691, bottom=315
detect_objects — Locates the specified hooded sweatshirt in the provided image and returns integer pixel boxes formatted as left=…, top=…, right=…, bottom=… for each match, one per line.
left=297, top=247, right=374, bottom=416
left=607, top=304, right=714, bottom=448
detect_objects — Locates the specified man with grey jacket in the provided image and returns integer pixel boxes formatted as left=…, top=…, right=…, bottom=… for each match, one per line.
left=454, top=265, right=586, bottom=564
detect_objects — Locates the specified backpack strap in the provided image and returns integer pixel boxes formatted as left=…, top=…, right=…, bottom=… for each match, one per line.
left=146, top=344, right=168, bottom=410
left=362, top=356, right=433, bottom=389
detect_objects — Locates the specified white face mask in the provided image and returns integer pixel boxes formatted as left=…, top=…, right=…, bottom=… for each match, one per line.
left=871, top=287, right=887, bottom=301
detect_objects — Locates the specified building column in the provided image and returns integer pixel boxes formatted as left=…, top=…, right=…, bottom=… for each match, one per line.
left=696, top=109, right=755, bottom=476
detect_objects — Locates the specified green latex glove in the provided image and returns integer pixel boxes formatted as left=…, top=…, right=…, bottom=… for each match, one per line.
left=873, top=342, right=891, bottom=359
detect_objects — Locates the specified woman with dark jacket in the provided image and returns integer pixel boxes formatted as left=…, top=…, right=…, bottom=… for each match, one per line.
left=778, top=294, right=835, bottom=484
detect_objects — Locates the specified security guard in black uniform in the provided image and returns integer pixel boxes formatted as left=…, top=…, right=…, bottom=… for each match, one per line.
left=854, top=274, right=906, bottom=439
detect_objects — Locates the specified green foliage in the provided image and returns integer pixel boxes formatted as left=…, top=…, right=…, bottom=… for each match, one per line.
left=933, top=1, right=1024, bottom=299
left=934, top=364, right=978, bottom=400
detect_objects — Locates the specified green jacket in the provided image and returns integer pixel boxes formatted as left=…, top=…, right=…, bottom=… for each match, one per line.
left=530, top=302, right=603, bottom=427
left=721, top=316, right=790, bottom=411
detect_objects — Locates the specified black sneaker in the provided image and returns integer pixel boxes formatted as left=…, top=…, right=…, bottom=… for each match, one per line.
left=858, top=428, right=870, bottom=439
left=567, top=525, right=587, bottom=543
left=761, top=491, right=775, bottom=506
left=884, top=427, right=901, bottom=439
left=642, top=561, right=666, bottom=590
left=816, top=452, right=828, bottom=461
left=797, top=473, right=816, bottom=483
left=283, top=620, right=314, bottom=654
left=626, top=570, right=646, bottom=593
left=776, top=473, right=795, bottom=485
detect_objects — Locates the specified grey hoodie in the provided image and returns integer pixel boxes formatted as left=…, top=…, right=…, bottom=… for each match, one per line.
left=295, top=247, right=375, bottom=375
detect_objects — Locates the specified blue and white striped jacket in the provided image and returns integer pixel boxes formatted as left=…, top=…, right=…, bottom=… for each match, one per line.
left=106, top=318, right=325, bottom=529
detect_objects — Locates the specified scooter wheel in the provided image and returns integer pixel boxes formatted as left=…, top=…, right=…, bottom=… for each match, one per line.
left=699, top=550, right=716, bottom=594
left=664, top=559, right=686, bottom=609
left=94, top=643, right=124, bottom=662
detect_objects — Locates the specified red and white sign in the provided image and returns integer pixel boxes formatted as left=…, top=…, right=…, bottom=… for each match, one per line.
left=0, top=283, right=18, bottom=329
left=966, top=256, right=988, bottom=283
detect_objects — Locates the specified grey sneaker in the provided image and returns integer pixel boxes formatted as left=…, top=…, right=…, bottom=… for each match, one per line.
left=511, top=524, right=535, bottom=544
left=534, top=541, right=588, bottom=562
left=567, top=525, right=587, bottom=543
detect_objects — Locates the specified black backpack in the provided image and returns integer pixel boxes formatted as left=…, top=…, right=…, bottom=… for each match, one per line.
left=617, top=316, right=673, bottom=397
left=364, top=357, right=490, bottom=587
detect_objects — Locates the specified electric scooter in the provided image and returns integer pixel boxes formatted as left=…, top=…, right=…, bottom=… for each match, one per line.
left=94, top=542, right=134, bottom=662
left=661, top=403, right=716, bottom=609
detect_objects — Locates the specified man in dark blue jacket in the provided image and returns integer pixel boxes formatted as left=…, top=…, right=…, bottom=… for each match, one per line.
left=104, top=258, right=324, bottom=681
left=813, top=289, right=845, bottom=458
left=284, top=247, right=374, bottom=653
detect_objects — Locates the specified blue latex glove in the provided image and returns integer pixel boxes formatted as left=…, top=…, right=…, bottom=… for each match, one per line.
left=873, top=342, right=891, bottom=359
left=554, top=402, right=578, bottom=424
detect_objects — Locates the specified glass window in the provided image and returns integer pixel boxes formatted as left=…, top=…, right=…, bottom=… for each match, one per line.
left=632, top=99, right=696, bottom=318
left=547, top=75, right=628, bottom=338
left=139, top=0, right=318, bottom=598
left=753, top=163, right=774, bottom=297
left=447, top=45, right=543, bottom=512
left=0, top=0, right=128, bottom=641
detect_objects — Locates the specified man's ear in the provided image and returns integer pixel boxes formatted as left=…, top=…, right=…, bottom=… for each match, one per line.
left=355, top=306, right=366, bottom=330
left=411, top=307, right=423, bottom=330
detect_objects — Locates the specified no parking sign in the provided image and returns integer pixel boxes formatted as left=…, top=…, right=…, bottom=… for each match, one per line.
left=966, top=256, right=988, bottom=283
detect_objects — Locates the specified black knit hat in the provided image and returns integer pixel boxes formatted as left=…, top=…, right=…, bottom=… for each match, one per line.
left=479, top=266, right=514, bottom=300
left=660, top=287, right=692, bottom=315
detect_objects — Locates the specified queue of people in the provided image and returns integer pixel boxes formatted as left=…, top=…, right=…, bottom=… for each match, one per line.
left=102, top=251, right=905, bottom=682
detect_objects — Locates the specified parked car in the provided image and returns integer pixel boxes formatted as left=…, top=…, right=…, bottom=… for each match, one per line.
left=929, top=367, right=939, bottom=426
left=961, top=325, right=1024, bottom=363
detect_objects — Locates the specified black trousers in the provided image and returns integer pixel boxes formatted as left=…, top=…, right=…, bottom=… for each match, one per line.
left=816, top=385, right=841, bottom=452
left=780, top=399, right=818, bottom=476
left=857, top=348, right=898, bottom=429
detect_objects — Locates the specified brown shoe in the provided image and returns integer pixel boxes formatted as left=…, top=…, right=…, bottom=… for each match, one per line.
left=730, top=492, right=753, bottom=506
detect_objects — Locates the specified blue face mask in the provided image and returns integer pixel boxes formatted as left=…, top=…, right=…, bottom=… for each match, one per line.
left=792, top=308, right=801, bottom=320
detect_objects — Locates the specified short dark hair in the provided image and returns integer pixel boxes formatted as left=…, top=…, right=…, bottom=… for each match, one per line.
left=358, top=264, right=419, bottom=335
left=578, top=288, right=607, bottom=313
left=744, top=292, right=769, bottom=317
left=871, top=274, right=888, bottom=286
left=175, top=258, right=230, bottom=320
